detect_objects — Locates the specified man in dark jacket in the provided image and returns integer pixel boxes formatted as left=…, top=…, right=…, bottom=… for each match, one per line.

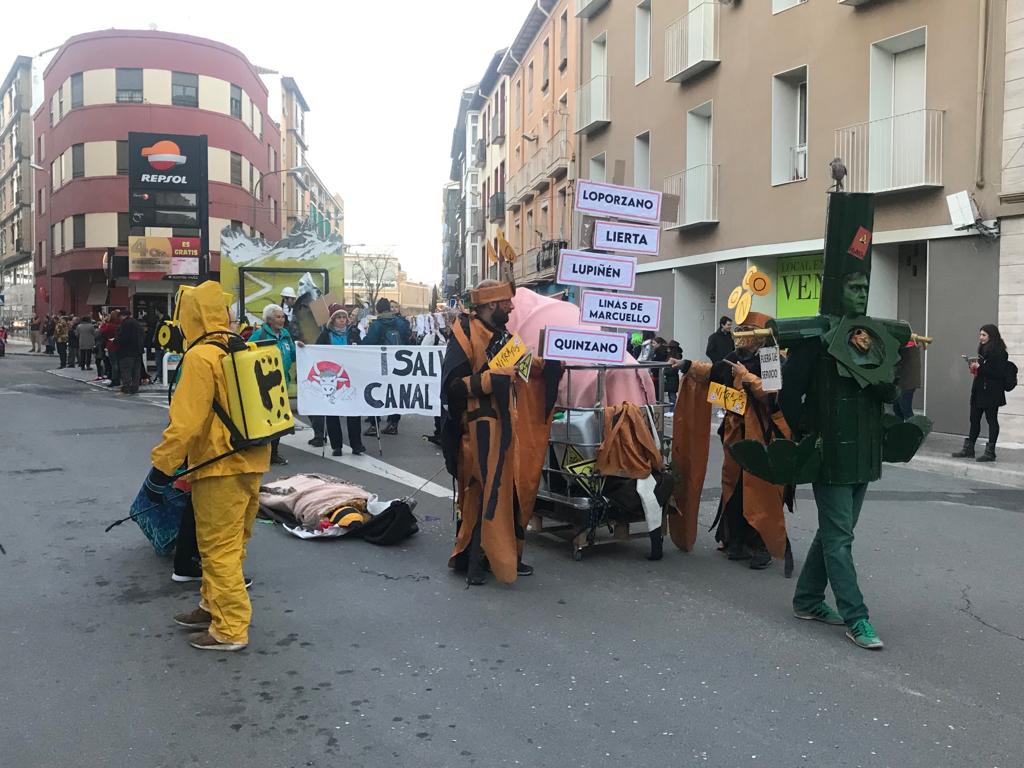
left=706, top=316, right=735, bottom=363
left=116, top=313, right=146, bottom=394
left=361, top=298, right=412, bottom=436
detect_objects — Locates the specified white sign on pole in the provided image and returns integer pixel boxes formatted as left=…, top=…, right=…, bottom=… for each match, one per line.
left=758, top=346, right=782, bottom=392
left=592, top=220, right=661, bottom=256
left=297, top=345, right=446, bottom=416
left=556, top=249, right=637, bottom=291
left=543, top=325, right=629, bottom=365
left=575, top=179, right=663, bottom=224
left=580, top=290, right=662, bottom=331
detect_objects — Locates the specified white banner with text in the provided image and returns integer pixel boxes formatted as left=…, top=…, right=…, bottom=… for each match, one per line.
left=297, top=345, right=445, bottom=417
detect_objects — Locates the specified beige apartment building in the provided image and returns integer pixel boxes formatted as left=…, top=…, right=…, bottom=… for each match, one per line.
left=574, top=0, right=1018, bottom=438
left=279, top=77, right=343, bottom=238
left=999, top=0, right=1024, bottom=442
left=0, top=56, right=33, bottom=320
left=504, top=0, right=577, bottom=292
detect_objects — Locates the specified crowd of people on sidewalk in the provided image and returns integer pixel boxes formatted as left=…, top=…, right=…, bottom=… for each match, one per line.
left=23, top=309, right=165, bottom=394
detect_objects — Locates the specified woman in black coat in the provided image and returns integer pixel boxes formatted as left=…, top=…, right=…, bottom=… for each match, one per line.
left=952, top=324, right=1010, bottom=462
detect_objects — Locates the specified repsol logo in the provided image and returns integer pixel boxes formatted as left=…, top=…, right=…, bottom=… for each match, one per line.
left=140, top=173, right=188, bottom=184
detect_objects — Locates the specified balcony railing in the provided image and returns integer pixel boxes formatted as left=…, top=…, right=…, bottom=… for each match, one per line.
left=469, top=206, right=485, bottom=234
left=528, top=148, right=548, bottom=191
left=665, top=2, right=720, bottom=84
left=790, top=144, right=808, bottom=182
left=664, top=164, right=719, bottom=230
left=834, top=109, right=943, bottom=193
left=491, top=112, right=506, bottom=145
left=575, top=75, right=611, bottom=135
left=489, top=192, right=506, bottom=222
left=545, top=130, right=569, bottom=179
left=506, top=168, right=523, bottom=209
left=576, top=0, right=610, bottom=18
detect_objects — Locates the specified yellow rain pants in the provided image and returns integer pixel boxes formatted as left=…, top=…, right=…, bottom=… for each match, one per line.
left=192, top=473, right=262, bottom=645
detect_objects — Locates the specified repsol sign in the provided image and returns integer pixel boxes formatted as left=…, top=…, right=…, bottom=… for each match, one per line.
left=128, top=132, right=208, bottom=192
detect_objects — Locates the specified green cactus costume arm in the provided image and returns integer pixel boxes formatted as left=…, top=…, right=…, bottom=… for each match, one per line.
left=731, top=193, right=932, bottom=487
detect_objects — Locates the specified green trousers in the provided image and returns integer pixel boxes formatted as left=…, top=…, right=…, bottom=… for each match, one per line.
left=793, top=482, right=869, bottom=627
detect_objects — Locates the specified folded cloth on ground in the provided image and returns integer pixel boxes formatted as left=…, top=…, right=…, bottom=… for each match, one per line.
left=259, top=474, right=372, bottom=529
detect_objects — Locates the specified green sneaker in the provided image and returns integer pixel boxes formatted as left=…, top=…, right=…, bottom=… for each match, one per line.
left=845, top=619, right=884, bottom=650
left=794, top=602, right=845, bottom=626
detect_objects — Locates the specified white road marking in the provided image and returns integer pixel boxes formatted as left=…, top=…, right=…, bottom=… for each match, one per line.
left=278, top=431, right=453, bottom=499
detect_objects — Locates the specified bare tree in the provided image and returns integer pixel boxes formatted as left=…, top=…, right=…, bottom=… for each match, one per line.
left=346, top=253, right=398, bottom=308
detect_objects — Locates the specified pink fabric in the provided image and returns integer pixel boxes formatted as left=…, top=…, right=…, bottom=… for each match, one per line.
left=506, top=287, right=656, bottom=408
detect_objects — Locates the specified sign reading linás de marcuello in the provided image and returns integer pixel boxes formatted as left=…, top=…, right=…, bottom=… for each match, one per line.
left=580, top=291, right=661, bottom=331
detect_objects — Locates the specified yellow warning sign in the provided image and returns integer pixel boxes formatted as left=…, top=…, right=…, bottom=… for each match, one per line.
left=516, top=352, right=533, bottom=381
left=707, top=381, right=748, bottom=415
left=489, top=335, right=527, bottom=370
left=562, top=445, right=603, bottom=495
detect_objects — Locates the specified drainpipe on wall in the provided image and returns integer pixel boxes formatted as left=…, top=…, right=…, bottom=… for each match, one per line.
left=975, top=0, right=991, bottom=189
left=572, top=12, right=586, bottom=252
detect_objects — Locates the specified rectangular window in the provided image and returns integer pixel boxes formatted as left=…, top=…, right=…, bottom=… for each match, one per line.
left=115, top=68, right=143, bottom=103
left=51, top=224, right=58, bottom=255
left=71, top=73, right=83, bottom=109
left=771, top=66, right=808, bottom=184
left=590, top=153, right=606, bottom=183
left=171, top=71, right=199, bottom=107
left=634, top=132, right=651, bottom=189
left=230, top=219, right=243, bottom=231
left=72, top=143, right=84, bottom=179
left=559, top=11, right=569, bottom=69
left=73, top=214, right=85, bottom=249
left=635, top=0, right=652, bottom=84
left=58, top=88, right=64, bottom=119
left=230, top=84, right=242, bottom=118
left=272, top=198, right=278, bottom=225
left=117, top=140, right=129, bottom=175
left=230, top=152, right=242, bottom=186
left=542, top=40, right=550, bottom=91
left=118, top=212, right=129, bottom=247
left=527, top=62, right=534, bottom=101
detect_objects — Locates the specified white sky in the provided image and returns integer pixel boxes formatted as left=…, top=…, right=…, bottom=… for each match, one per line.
left=6, top=0, right=536, bottom=284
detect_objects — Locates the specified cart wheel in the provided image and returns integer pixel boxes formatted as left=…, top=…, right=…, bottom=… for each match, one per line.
left=572, top=549, right=583, bottom=562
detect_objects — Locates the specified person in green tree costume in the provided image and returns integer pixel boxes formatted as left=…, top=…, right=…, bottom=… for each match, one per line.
left=730, top=192, right=932, bottom=651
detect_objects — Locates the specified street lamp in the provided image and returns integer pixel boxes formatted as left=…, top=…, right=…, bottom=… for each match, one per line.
left=252, top=165, right=306, bottom=237
left=29, top=162, right=52, bottom=315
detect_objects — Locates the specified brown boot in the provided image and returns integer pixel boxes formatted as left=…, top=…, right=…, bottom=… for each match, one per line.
left=174, top=607, right=212, bottom=629
left=188, top=631, right=246, bottom=652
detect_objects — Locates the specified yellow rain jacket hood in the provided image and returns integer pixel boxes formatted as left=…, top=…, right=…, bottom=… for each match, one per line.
left=151, top=281, right=270, bottom=480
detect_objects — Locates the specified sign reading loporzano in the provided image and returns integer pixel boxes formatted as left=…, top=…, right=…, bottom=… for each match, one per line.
left=575, top=180, right=663, bottom=224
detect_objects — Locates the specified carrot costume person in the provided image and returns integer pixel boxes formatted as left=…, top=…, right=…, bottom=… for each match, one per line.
left=439, top=280, right=561, bottom=586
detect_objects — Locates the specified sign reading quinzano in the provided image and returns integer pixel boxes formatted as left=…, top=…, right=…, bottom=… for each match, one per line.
left=575, top=180, right=663, bottom=224
left=580, top=291, right=662, bottom=331
left=592, top=220, right=661, bottom=256
left=542, top=325, right=628, bottom=365
left=556, top=249, right=637, bottom=291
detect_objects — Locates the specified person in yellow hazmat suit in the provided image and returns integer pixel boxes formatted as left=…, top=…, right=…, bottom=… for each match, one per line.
left=144, top=280, right=270, bottom=652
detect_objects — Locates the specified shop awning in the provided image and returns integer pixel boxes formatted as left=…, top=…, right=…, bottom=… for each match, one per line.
left=86, top=283, right=109, bottom=306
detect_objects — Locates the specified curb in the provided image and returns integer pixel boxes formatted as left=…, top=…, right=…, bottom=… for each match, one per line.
left=907, top=454, right=1024, bottom=488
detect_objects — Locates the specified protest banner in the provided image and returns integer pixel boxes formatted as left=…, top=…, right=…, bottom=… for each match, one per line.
left=297, top=345, right=445, bottom=417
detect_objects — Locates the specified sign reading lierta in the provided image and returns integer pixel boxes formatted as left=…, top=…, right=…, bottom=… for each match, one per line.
left=556, top=249, right=637, bottom=291
left=592, top=220, right=660, bottom=256
left=575, top=180, right=663, bottom=224
left=580, top=290, right=661, bottom=331
left=543, top=325, right=628, bottom=364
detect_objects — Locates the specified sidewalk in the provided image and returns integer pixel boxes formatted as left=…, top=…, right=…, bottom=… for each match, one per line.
left=909, top=430, right=1024, bottom=487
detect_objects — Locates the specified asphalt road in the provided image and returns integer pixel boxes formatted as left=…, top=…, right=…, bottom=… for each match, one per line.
left=1, top=352, right=1023, bottom=768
